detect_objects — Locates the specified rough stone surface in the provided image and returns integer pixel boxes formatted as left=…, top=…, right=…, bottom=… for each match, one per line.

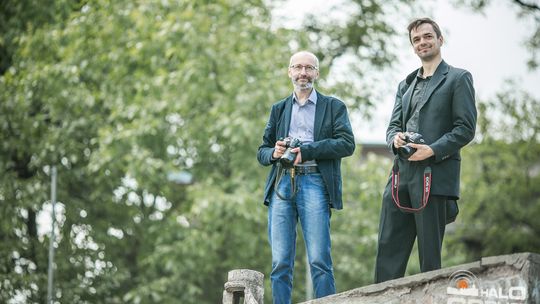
left=222, top=269, right=264, bottom=304
left=300, top=252, right=540, bottom=304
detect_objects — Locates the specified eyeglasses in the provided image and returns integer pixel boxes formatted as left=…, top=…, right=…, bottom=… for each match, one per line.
left=289, top=64, right=318, bottom=72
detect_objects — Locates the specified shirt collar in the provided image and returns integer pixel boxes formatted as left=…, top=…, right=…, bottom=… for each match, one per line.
left=416, top=68, right=432, bottom=81
left=292, top=89, right=318, bottom=105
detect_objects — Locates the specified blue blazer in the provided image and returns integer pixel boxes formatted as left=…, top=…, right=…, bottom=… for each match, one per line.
left=257, top=91, right=355, bottom=210
left=386, top=60, right=477, bottom=199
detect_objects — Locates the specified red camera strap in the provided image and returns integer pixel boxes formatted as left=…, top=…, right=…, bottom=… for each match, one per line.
left=391, top=158, right=432, bottom=213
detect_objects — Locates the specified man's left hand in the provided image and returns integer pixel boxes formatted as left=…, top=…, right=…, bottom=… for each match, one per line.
left=407, top=143, right=434, bottom=161
left=291, top=147, right=302, bottom=165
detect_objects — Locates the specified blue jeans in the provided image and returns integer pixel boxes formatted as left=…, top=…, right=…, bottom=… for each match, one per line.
left=268, top=172, right=335, bottom=304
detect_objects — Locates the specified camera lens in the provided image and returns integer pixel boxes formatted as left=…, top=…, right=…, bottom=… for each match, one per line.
left=280, top=149, right=296, bottom=168
left=398, top=146, right=416, bottom=159
left=279, top=137, right=300, bottom=168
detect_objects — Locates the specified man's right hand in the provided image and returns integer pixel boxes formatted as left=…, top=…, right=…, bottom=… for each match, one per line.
left=393, top=132, right=407, bottom=149
left=272, top=140, right=287, bottom=159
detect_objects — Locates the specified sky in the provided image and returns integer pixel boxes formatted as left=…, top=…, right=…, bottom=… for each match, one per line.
left=273, top=0, right=540, bottom=143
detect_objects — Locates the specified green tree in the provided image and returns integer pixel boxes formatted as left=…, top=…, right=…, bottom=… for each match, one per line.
left=448, top=85, right=540, bottom=260
left=1, top=0, right=427, bottom=303
left=301, top=0, right=421, bottom=116
left=332, top=152, right=391, bottom=290
left=1, top=0, right=291, bottom=302
left=0, top=0, right=85, bottom=74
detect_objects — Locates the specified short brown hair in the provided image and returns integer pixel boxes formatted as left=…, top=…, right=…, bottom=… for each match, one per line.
left=407, top=18, right=442, bottom=44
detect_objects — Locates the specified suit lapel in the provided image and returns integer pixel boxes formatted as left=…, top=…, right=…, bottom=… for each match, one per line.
left=281, top=95, right=294, bottom=138
left=314, top=91, right=327, bottom=140
left=402, top=77, right=417, bottom=125
left=417, top=60, right=449, bottom=111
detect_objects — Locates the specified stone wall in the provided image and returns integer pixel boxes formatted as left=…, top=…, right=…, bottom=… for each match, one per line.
left=301, top=252, right=540, bottom=304
left=222, top=269, right=264, bottom=304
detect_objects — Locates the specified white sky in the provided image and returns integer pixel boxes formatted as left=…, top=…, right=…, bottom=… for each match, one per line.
left=273, top=0, right=540, bottom=143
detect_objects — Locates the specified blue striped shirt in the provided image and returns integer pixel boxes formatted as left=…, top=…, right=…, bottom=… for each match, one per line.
left=289, top=89, right=318, bottom=165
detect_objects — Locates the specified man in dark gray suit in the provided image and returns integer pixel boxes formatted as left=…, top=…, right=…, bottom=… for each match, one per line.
left=375, top=18, right=477, bottom=283
left=257, top=51, right=355, bottom=303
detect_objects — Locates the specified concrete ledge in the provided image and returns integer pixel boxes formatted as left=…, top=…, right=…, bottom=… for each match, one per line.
left=301, top=252, right=540, bottom=304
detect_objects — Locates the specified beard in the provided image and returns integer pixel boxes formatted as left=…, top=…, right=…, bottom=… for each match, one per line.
left=292, top=76, right=314, bottom=91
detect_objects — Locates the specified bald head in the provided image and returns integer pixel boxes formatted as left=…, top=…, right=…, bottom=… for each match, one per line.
left=289, top=51, right=319, bottom=69
left=288, top=51, right=320, bottom=92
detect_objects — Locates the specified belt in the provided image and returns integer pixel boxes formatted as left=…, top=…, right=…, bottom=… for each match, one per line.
left=288, top=166, right=319, bottom=175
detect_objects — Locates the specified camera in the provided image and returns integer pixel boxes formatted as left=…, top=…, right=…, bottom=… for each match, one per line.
left=398, top=132, right=425, bottom=159
left=279, top=137, right=302, bottom=168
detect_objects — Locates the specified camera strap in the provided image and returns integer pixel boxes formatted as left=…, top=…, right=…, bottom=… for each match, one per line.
left=274, top=164, right=298, bottom=201
left=391, top=158, right=432, bottom=213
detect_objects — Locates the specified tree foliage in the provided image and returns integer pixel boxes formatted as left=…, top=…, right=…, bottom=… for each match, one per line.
left=6, top=0, right=537, bottom=303
left=1, top=0, right=292, bottom=302
left=0, top=0, right=415, bottom=303
left=301, top=0, right=421, bottom=117
left=447, top=86, right=540, bottom=260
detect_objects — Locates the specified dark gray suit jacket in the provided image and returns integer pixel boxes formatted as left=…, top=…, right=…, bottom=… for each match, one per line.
left=257, top=91, right=355, bottom=210
left=387, top=60, right=477, bottom=199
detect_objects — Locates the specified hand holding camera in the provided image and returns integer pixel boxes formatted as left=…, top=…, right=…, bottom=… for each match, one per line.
left=393, top=132, right=407, bottom=149
left=397, top=132, right=425, bottom=159
left=396, top=132, right=434, bottom=161
left=273, top=140, right=287, bottom=159
left=274, top=137, right=302, bottom=168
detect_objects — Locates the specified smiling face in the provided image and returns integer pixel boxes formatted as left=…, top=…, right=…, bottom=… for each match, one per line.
left=288, top=52, right=319, bottom=91
left=409, top=23, right=443, bottom=63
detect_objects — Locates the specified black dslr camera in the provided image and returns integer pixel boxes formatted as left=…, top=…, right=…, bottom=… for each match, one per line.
left=279, top=137, right=301, bottom=168
left=398, top=132, right=425, bottom=159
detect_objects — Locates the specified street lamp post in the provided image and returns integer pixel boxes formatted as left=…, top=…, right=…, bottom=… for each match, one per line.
left=46, top=166, right=57, bottom=304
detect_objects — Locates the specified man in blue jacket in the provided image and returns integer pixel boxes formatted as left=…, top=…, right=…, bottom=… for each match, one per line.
left=375, top=18, right=477, bottom=283
left=257, top=51, right=355, bottom=303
